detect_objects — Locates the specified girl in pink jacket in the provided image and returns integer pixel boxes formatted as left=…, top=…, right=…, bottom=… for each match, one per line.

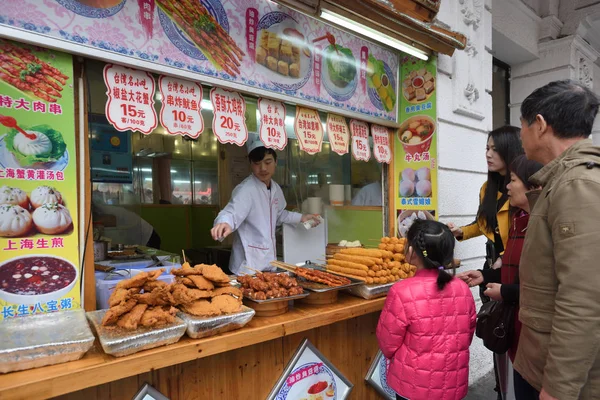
left=376, top=220, right=477, bottom=400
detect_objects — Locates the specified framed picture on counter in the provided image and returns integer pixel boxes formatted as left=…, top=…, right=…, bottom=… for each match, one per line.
left=267, top=338, right=353, bottom=400
left=132, top=383, right=169, bottom=400
left=365, top=350, right=396, bottom=399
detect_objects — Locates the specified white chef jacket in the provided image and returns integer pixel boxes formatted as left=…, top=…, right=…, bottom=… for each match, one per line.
left=214, top=174, right=302, bottom=275
left=351, top=182, right=383, bottom=206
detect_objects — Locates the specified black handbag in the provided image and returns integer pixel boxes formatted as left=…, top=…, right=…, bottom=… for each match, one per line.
left=475, top=297, right=515, bottom=354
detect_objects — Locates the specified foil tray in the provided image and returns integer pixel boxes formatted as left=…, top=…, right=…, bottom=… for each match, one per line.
left=0, top=309, right=95, bottom=373
left=178, top=306, right=255, bottom=339
left=86, top=310, right=187, bottom=358
left=345, top=282, right=395, bottom=300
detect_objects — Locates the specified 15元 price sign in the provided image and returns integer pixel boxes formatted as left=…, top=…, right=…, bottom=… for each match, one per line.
left=372, top=124, right=391, bottom=164
left=104, top=64, right=157, bottom=134
left=294, top=107, right=323, bottom=155
left=350, top=119, right=371, bottom=162
left=258, top=98, right=287, bottom=151
left=210, top=88, right=248, bottom=146
left=158, top=76, right=204, bottom=138
left=326, top=113, right=349, bottom=156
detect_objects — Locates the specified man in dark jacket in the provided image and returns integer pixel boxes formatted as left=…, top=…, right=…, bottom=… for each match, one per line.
left=515, top=80, right=600, bottom=400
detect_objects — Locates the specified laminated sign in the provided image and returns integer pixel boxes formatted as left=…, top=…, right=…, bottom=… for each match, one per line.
left=258, top=98, right=287, bottom=151
left=326, top=113, right=349, bottom=156
left=158, top=76, right=204, bottom=139
left=372, top=125, right=391, bottom=164
left=294, top=107, right=323, bottom=155
left=211, top=88, right=248, bottom=146
left=350, top=119, right=371, bottom=162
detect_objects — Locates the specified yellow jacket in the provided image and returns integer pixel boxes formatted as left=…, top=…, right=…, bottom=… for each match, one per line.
left=460, top=181, right=510, bottom=252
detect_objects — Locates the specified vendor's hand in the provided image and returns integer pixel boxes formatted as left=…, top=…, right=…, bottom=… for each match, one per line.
left=301, top=214, right=321, bottom=225
left=456, top=270, right=484, bottom=287
left=484, top=283, right=502, bottom=301
left=447, top=222, right=463, bottom=239
left=211, top=223, right=232, bottom=241
left=491, top=257, right=503, bottom=269
left=539, top=388, right=558, bottom=400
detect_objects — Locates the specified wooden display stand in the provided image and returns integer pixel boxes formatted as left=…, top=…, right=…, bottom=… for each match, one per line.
left=243, top=298, right=289, bottom=317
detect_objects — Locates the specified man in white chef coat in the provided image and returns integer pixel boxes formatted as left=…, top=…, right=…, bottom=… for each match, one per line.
left=211, top=136, right=320, bottom=275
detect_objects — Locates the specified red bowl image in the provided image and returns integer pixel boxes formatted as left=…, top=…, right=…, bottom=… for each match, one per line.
left=398, top=115, right=436, bottom=156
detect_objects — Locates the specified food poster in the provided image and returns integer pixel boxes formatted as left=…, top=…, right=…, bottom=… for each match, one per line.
left=269, top=339, right=353, bottom=400
left=0, top=39, right=80, bottom=321
left=365, top=351, right=395, bottom=400
left=0, top=0, right=399, bottom=122
left=394, top=55, right=438, bottom=236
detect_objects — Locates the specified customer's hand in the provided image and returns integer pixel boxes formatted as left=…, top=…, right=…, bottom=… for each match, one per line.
left=211, top=223, right=232, bottom=241
left=484, top=283, right=502, bottom=301
left=456, top=270, right=484, bottom=287
left=539, top=388, right=558, bottom=400
left=447, top=222, right=463, bottom=239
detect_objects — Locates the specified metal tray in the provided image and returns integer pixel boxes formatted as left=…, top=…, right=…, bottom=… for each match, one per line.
left=242, top=291, right=309, bottom=304
left=0, top=309, right=95, bottom=373
left=178, top=306, right=255, bottom=339
left=86, top=310, right=187, bottom=357
left=345, top=281, right=396, bottom=300
left=107, top=251, right=146, bottom=260
left=283, top=265, right=364, bottom=293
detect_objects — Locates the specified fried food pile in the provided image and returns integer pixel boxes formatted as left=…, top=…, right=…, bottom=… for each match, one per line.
left=171, top=263, right=242, bottom=317
left=325, top=237, right=417, bottom=285
left=101, top=269, right=178, bottom=330
left=293, top=267, right=351, bottom=287
left=238, top=272, right=304, bottom=301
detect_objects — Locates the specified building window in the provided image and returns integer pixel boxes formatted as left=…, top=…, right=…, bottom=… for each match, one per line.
left=492, top=58, right=511, bottom=129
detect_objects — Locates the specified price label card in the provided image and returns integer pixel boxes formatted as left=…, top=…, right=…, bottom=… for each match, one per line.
left=350, top=119, right=371, bottom=162
left=158, top=76, right=204, bottom=138
left=294, top=106, right=323, bottom=155
left=326, top=113, right=349, bottom=155
left=104, top=64, right=157, bottom=134
left=258, top=98, right=287, bottom=151
left=210, top=87, right=248, bottom=146
left=372, top=124, right=391, bottom=164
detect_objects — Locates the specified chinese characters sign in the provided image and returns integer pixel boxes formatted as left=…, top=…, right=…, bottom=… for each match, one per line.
left=350, top=119, right=371, bottom=162
left=210, top=88, right=248, bottom=146
left=294, top=107, right=323, bottom=155
left=258, top=98, right=287, bottom=151
left=0, top=40, right=80, bottom=320
left=104, top=64, right=157, bottom=134
left=372, top=125, right=391, bottom=164
left=326, top=114, right=349, bottom=156
left=158, top=76, right=204, bottom=139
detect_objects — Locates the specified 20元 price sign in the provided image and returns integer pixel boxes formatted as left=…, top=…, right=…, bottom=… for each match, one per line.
left=350, top=119, right=371, bottom=162
left=326, top=113, right=349, bottom=156
left=158, top=76, right=204, bottom=138
left=294, top=107, right=323, bottom=155
left=372, top=124, right=391, bottom=164
left=258, top=98, right=287, bottom=151
left=104, top=64, right=157, bottom=134
left=210, top=88, right=248, bottom=146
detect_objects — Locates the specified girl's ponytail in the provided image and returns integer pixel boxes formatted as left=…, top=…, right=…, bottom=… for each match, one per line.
left=436, top=268, right=453, bottom=291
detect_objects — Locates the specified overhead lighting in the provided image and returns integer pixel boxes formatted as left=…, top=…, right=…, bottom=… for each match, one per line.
left=320, top=10, right=429, bottom=61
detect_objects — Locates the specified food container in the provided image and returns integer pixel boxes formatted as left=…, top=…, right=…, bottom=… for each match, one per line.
left=0, top=309, right=95, bottom=373
left=178, top=306, right=255, bottom=339
left=345, top=282, right=395, bottom=300
left=243, top=292, right=309, bottom=317
left=93, top=240, right=109, bottom=262
left=291, top=265, right=364, bottom=305
left=86, top=310, right=187, bottom=357
left=397, top=115, right=436, bottom=156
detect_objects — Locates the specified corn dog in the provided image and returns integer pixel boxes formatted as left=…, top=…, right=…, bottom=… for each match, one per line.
left=340, top=248, right=385, bottom=258
left=324, top=268, right=373, bottom=283
left=332, top=253, right=381, bottom=266
left=328, top=259, right=369, bottom=271
left=326, top=264, right=368, bottom=276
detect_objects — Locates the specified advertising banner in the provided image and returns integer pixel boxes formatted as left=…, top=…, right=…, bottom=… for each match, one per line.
left=0, top=39, right=79, bottom=320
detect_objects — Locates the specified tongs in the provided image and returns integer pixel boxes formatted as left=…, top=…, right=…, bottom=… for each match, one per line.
left=145, top=255, right=165, bottom=269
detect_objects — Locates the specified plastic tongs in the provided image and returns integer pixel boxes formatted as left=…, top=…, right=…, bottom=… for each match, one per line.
left=145, top=255, right=165, bottom=269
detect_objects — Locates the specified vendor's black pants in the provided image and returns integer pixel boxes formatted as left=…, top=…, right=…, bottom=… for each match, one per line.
left=514, top=370, right=540, bottom=400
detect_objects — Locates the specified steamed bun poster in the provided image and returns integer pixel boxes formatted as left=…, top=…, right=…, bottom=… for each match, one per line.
left=0, top=39, right=79, bottom=321
left=395, top=56, right=438, bottom=236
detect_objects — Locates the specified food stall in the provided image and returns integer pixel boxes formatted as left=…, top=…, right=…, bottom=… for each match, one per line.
left=0, top=0, right=466, bottom=398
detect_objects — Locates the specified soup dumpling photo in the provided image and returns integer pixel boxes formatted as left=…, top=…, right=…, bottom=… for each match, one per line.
left=30, top=186, right=63, bottom=209
left=13, top=130, right=52, bottom=157
left=0, top=204, right=33, bottom=237
left=32, top=203, right=72, bottom=235
left=0, top=186, right=29, bottom=209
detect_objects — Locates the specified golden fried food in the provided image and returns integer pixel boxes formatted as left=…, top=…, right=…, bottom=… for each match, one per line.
left=171, top=283, right=212, bottom=305
left=188, top=275, right=215, bottom=290
left=175, top=276, right=196, bottom=287
left=327, top=259, right=369, bottom=271
left=326, top=264, right=368, bottom=277
left=116, top=304, right=148, bottom=330
left=214, top=281, right=232, bottom=287
left=211, top=295, right=242, bottom=314
left=200, top=264, right=230, bottom=283
left=143, top=280, right=168, bottom=292
left=181, top=299, right=221, bottom=317
left=332, top=253, right=381, bottom=266
left=136, top=286, right=175, bottom=306
left=101, top=299, right=137, bottom=326
left=115, top=269, right=165, bottom=289
left=212, top=286, right=243, bottom=298
left=339, top=248, right=384, bottom=258
left=108, top=287, right=140, bottom=307
left=140, top=306, right=177, bottom=327
left=171, top=265, right=203, bottom=276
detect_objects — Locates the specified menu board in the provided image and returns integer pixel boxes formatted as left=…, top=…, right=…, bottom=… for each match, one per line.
left=0, top=0, right=399, bottom=122
left=0, top=39, right=79, bottom=321
left=395, top=55, right=438, bottom=236
left=364, top=350, right=395, bottom=399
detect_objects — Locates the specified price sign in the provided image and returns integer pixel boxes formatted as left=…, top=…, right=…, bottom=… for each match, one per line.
left=372, top=124, right=391, bottom=164
left=258, top=98, right=287, bottom=151
left=104, top=64, right=157, bottom=134
left=294, top=106, right=323, bottom=155
left=158, top=76, right=204, bottom=139
left=210, top=87, right=248, bottom=146
left=326, top=113, right=349, bottom=155
left=350, top=119, right=371, bottom=162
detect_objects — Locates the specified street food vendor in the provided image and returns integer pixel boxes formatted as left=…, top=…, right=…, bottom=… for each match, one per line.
left=211, top=136, right=320, bottom=274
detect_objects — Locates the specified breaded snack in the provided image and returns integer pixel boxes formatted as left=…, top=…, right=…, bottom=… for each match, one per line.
left=188, top=275, right=215, bottom=290
left=201, top=265, right=230, bottom=283
left=181, top=299, right=220, bottom=317
left=116, top=304, right=148, bottom=330
left=212, top=295, right=242, bottom=314
left=139, top=306, right=177, bottom=327
left=101, top=299, right=137, bottom=326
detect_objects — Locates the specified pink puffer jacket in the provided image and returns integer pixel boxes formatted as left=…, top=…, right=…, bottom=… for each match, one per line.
left=376, top=269, right=476, bottom=400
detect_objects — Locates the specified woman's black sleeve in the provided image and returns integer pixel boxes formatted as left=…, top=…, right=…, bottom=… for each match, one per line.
left=501, top=283, right=519, bottom=303
left=480, top=268, right=501, bottom=285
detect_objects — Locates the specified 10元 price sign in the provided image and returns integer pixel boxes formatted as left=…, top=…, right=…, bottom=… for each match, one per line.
left=158, top=76, right=204, bottom=138
left=258, top=98, right=287, bottom=151
left=372, top=124, right=391, bottom=164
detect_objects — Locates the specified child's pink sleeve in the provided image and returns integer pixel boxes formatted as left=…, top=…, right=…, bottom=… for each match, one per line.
left=376, top=288, right=408, bottom=360
left=468, top=292, right=477, bottom=340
